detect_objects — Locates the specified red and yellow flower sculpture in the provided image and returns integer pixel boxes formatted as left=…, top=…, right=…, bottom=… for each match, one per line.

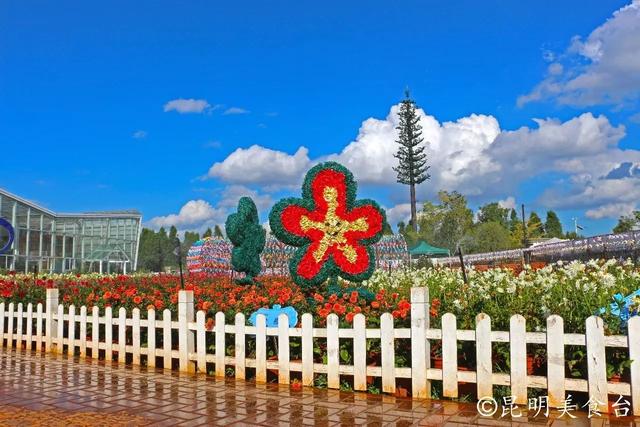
left=269, top=162, right=386, bottom=288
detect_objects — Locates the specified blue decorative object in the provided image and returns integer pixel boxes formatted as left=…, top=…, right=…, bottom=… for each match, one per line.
left=599, top=289, right=640, bottom=324
left=249, top=305, right=298, bottom=328
left=0, top=218, right=14, bottom=254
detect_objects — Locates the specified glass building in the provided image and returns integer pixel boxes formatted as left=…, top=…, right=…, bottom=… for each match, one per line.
left=0, top=188, right=142, bottom=274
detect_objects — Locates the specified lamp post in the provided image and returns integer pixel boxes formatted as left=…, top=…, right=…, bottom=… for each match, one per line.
left=173, top=237, right=185, bottom=290
left=456, top=245, right=468, bottom=284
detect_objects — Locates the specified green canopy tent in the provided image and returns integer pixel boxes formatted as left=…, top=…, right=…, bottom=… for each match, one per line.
left=409, top=241, right=450, bottom=258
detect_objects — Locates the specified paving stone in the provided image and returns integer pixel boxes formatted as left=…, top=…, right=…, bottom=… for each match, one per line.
left=0, top=348, right=638, bottom=426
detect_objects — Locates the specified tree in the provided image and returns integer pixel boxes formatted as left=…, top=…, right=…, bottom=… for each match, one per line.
left=466, top=221, right=512, bottom=253
left=168, top=225, right=178, bottom=241
left=613, top=211, right=640, bottom=233
left=137, top=228, right=161, bottom=272
left=202, top=227, right=213, bottom=238
left=527, top=212, right=544, bottom=238
left=415, top=191, right=473, bottom=253
left=509, top=208, right=519, bottom=232
left=544, top=211, right=563, bottom=238
left=180, top=231, right=200, bottom=266
left=477, top=202, right=510, bottom=228
left=397, top=221, right=406, bottom=235
left=393, top=90, right=430, bottom=232
left=382, top=221, right=393, bottom=235
left=214, top=225, right=224, bottom=238
left=225, top=197, right=266, bottom=284
left=510, top=221, right=525, bottom=248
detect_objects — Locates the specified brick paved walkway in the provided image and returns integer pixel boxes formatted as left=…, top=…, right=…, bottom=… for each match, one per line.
left=0, top=349, right=638, bottom=426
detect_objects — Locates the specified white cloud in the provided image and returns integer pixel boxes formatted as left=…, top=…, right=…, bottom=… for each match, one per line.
left=205, top=104, right=636, bottom=220
left=223, top=107, right=250, bottom=115
left=385, top=203, right=412, bottom=227
left=164, top=98, right=212, bottom=114
left=132, top=130, right=147, bottom=139
left=518, top=1, right=640, bottom=107
left=541, top=175, right=640, bottom=218
left=148, top=200, right=226, bottom=229
left=217, top=185, right=273, bottom=212
left=498, top=197, right=517, bottom=210
left=586, top=202, right=636, bottom=219
left=208, top=145, right=311, bottom=188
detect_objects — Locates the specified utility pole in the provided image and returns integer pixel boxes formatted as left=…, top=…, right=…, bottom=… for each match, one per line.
left=571, top=217, right=584, bottom=236
left=521, top=204, right=529, bottom=248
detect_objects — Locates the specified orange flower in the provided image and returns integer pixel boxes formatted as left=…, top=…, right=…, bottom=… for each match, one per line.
left=371, top=301, right=380, bottom=309
left=345, top=312, right=355, bottom=323
left=313, top=293, right=324, bottom=303
left=205, top=317, right=215, bottom=330
left=202, top=301, right=213, bottom=311
left=103, top=291, right=112, bottom=300
left=133, top=296, right=142, bottom=305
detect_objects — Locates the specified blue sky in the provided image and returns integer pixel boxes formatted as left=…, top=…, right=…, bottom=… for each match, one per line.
left=1, top=1, right=639, bottom=236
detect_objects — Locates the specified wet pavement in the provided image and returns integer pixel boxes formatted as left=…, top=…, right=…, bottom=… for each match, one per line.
left=0, top=349, right=638, bottom=426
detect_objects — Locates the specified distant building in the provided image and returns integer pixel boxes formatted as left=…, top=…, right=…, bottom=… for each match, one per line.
left=0, top=188, right=142, bottom=274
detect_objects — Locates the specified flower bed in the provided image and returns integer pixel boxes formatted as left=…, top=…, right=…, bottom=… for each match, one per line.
left=0, top=272, right=408, bottom=328
left=1, top=259, right=638, bottom=333
left=1, top=260, right=638, bottom=399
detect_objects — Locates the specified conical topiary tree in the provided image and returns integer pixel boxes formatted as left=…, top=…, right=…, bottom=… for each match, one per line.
left=225, top=197, right=266, bottom=284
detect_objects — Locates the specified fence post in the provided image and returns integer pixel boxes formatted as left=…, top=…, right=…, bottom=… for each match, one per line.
left=628, top=316, right=640, bottom=416
left=475, top=313, right=492, bottom=399
left=255, top=314, right=267, bottom=383
left=327, top=313, right=340, bottom=389
left=546, top=315, right=565, bottom=408
left=0, top=302, right=5, bottom=348
left=278, top=313, right=290, bottom=385
left=45, top=288, right=58, bottom=352
left=215, top=311, right=225, bottom=377
left=509, top=315, right=527, bottom=405
left=442, top=313, right=458, bottom=398
left=235, top=313, right=246, bottom=380
left=353, top=313, right=367, bottom=391
left=178, top=290, right=195, bottom=373
left=302, top=313, right=314, bottom=387
left=196, top=311, right=207, bottom=374
left=410, top=287, right=430, bottom=399
left=586, top=316, right=608, bottom=414
left=381, top=312, right=396, bottom=394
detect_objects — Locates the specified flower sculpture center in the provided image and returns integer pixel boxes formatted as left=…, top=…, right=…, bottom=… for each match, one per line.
left=299, top=187, right=369, bottom=263
left=269, top=161, right=386, bottom=288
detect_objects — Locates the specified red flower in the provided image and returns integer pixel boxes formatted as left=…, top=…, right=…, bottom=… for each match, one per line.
left=345, top=312, right=355, bottom=323
left=133, top=296, right=142, bottom=305
left=205, top=317, right=215, bottom=330
left=371, top=301, right=380, bottom=309
left=269, top=162, right=385, bottom=287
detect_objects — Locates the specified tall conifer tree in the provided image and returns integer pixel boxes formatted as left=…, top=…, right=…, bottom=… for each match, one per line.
left=393, top=90, right=430, bottom=231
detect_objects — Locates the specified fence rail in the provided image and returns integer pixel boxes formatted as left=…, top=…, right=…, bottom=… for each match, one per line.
left=0, top=287, right=638, bottom=415
left=433, top=230, right=640, bottom=267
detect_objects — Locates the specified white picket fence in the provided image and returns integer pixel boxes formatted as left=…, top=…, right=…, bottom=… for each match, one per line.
left=0, top=287, right=639, bottom=415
